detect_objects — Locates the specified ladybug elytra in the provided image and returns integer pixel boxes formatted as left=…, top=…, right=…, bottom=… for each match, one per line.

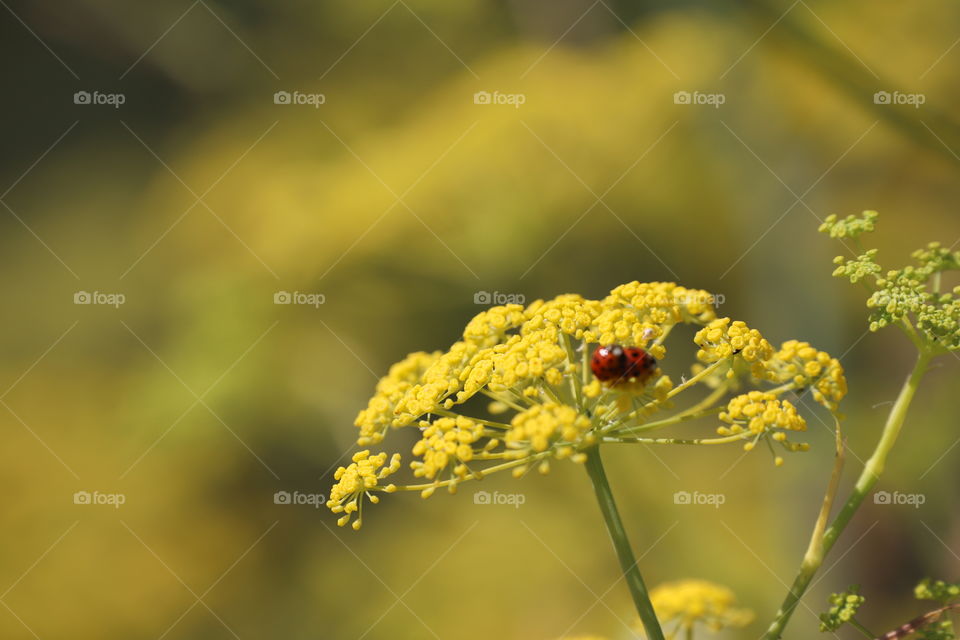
left=590, top=344, right=657, bottom=384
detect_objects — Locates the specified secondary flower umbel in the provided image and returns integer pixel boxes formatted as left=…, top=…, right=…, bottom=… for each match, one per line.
left=329, top=281, right=847, bottom=528
left=648, top=579, right=754, bottom=636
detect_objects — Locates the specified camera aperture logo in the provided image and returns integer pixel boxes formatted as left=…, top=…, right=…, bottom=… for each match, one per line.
left=274, top=490, right=326, bottom=508
left=673, top=90, right=725, bottom=108
left=873, top=90, right=925, bottom=108
left=473, top=90, right=526, bottom=109
left=474, top=290, right=525, bottom=305
left=73, top=490, right=126, bottom=508
left=473, top=490, right=525, bottom=508
left=74, top=291, right=125, bottom=308
left=673, top=490, right=725, bottom=508
left=273, top=90, right=326, bottom=108
left=74, top=90, right=125, bottom=108
left=274, top=290, right=325, bottom=307
left=873, top=490, right=925, bottom=508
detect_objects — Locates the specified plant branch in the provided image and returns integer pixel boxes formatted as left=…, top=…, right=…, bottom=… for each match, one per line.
left=584, top=445, right=665, bottom=640
left=762, top=349, right=932, bottom=639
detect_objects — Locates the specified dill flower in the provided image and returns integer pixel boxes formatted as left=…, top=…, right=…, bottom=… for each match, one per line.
left=717, top=391, right=808, bottom=464
left=819, top=586, right=865, bottom=632
left=832, top=250, right=881, bottom=283
left=410, top=416, right=486, bottom=489
left=822, top=212, right=960, bottom=350
left=818, top=210, right=878, bottom=238
left=648, top=579, right=754, bottom=636
left=915, top=578, right=960, bottom=604
left=354, top=351, right=441, bottom=445
left=764, top=340, right=847, bottom=411
left=326, top=450, right=401, bottom=529
left=506, top=402, right=594, bottom=472
left=694, top=318, right=774, bottom=376
left=330, top=281, right=840, bottom=528
left=463, top=303, right=527, bottom=346
left=602, top=281, right=719, bottom=326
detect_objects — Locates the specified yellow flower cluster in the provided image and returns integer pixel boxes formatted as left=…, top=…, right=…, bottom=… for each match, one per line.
left=354, top=351, right=440, bottom=445
left=718, top=391, right=808, bottom=464
left=523, top=294, right=604, bottom=340
left=506, top=402, right=594, bottom=471
left=483, top=326, right=569, bottom=391
left=765, top=340, right=847, bottom=411
left=694, top=318, right=774, bottom=373
left=603, top=281, right=719, bottom=326
left=586, top=306, right=663, bottom=357
left=411, top=416, right=486, bottom=485
left=331, top=281, right=843, bottom=527
left=463, top=304, right=527, bottom=347
left=327, top=450, right=401, bottom=529
left=649, top=579, right=754, bottom=634
left=391, top=341, right=480, bottom=425
left=358, top=283, right=726, bottom=447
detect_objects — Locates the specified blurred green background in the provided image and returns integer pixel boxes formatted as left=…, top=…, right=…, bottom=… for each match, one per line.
left=1, top=1, right=959, bottom=638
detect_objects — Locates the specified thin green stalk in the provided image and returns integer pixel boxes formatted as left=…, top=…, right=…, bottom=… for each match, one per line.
left=609, top=406, right=723, bottom=436
left=602, top=433, right=749, bottom=446
left=583, top=446, right=665, bottom=640
left=762, top=349, right=932, bottom=639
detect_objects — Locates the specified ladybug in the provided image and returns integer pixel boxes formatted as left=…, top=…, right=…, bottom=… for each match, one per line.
left=590, top=344, right=657, bottom=384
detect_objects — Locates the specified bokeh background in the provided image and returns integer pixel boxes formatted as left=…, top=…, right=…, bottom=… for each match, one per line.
left=1, top=1, right=959, bottom=638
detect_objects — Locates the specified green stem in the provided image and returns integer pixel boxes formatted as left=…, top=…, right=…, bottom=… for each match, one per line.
left=609, top=406, right=723, bottom=436
left=762, top=350, right=932, bottom=639
left=583, top=446, right=666, bottom=640
left=602, top=433, right=749, bottom=446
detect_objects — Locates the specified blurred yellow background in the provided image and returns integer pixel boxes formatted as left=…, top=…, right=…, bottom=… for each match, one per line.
left=1, top=1, right=959, bottom=638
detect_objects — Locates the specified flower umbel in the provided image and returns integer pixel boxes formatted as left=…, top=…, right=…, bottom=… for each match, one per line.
left=694, top=318, right=774, bottom=378
left=354, top=351, right=440, bottom=445
left=764, top=340, right=847, bottom=411
left=506, top=402, right=594, bottom=472
left=818, top=210, right=878, bottom=238
left=648, top=579, right=754, bottom=637
left=717, top=391, right=808, bottom=465
left=330, top=281, right=844, bottom=528
left=326, top=450, right=401, bottom=529
left=822, top=211, right=960, bottom=351
left=916, top=579, right=960, bottom=604
left=819, top=585, right=866, bottom=632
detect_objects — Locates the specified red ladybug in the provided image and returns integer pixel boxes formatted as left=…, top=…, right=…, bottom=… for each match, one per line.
left=590, top=345, right=657, bottom=384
